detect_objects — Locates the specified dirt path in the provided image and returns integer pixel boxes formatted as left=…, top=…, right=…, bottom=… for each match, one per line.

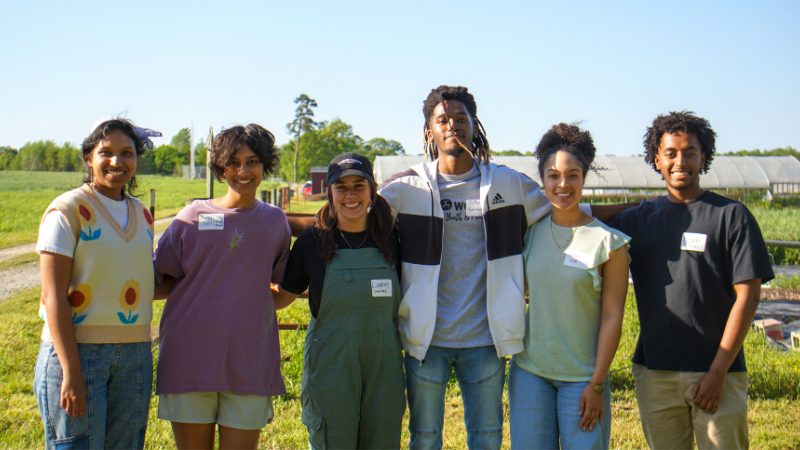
left=0, top=243, right=37, bottom=261
left=0, top=217, right=173, bottom=301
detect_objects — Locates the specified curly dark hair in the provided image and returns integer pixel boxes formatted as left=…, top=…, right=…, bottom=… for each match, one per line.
left=210, top=124, right=280, bottom=181
left=535, top=123, right=597, bottom=178
left=314, top=180, right=395, bottom=264
left=82, top=119, right=144, bottom=196
left=422, top=85, right=491, bottom=164
left=643, top=111, right=716, bottom=174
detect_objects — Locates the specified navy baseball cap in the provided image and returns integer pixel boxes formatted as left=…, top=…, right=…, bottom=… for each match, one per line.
left=327, top=152, right=374, bottom=184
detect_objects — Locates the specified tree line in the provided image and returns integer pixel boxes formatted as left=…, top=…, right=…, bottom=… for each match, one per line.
left=0, top=94, right=406, bottom=180
left=0, top=128, right=206, bottom=175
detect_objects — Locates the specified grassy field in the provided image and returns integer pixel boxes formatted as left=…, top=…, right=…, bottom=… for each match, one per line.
left=0, top=172, right=284, bottom=249
left=2, top=287, right=799, bottom=449
left=1, top=172, right=797, bottom=255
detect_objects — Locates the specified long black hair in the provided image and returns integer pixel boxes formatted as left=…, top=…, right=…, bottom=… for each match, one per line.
left=81, top=119, right=144, bottom=196
left=314, top=181, right=395, bottom=263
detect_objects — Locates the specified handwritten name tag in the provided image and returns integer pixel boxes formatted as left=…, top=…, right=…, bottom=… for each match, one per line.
left=564, top=254, right=589, bottom=270
left=564, top=250, right=592, bottom=270
left=680, top=232, right=707, bottom=252
left=371, top=279, right=392, bottom=297
left=198, top=214, right=224, bottom=230
left=466, top=199, right=482, bottom=217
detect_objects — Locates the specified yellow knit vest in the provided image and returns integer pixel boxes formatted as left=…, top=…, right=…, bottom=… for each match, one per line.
left=38, top=185, right=154, bottom=343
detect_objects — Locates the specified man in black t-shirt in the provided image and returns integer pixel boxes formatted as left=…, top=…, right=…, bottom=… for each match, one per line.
left=609, top=112, right=774, bottom=449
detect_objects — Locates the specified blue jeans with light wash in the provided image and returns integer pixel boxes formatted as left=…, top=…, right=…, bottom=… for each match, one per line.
left=508, top=358, right=611, bottom=450
left=405, top=345, right=505, bottom=450
left=33, top=341, right=153, bottom=450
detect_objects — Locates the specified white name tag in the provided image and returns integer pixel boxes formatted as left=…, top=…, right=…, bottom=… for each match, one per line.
left=198, top=214, right=225, bottom=230
left=466, top=199, right=482, bottom=217
left=680, top=232, right=707, bottom=252
left=564, top=253, right=589, bottom=270
left=371, top=279, right=392, bottom=297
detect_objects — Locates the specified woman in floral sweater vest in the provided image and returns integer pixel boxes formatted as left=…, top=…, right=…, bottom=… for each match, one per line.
left=33, top=118, right=165, bottom=450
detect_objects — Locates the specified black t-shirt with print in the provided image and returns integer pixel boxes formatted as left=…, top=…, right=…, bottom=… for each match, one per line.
left=280, top=226, right=401, bottom=318
left=609, top=191, right=774, bottom=372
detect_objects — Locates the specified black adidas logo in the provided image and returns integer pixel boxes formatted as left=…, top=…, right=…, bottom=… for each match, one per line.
left=491, top=193, right=505, bottom=205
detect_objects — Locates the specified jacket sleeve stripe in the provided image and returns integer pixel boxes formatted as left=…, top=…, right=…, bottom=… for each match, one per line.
left=397, top=213, right=443, bottom=266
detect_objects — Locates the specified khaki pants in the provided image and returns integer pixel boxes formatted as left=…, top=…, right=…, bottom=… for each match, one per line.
left=632, top=363, right=748, bottom=450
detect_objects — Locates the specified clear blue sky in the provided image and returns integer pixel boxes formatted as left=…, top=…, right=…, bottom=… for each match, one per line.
left=1, top=1, right=798, bottom=157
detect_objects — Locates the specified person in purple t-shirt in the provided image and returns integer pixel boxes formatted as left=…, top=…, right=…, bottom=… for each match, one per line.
left=154, top=124, right=291, bottom=450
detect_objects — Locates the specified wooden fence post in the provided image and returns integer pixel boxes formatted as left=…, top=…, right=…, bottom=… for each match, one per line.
left=149, top=189, right=155, bottom=221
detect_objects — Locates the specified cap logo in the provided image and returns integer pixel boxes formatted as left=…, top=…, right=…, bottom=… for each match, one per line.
left=338, top=159, right=362, bottom=165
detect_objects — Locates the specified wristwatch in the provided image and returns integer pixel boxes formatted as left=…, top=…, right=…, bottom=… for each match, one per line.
left=588, top=380, right=606, bottom=394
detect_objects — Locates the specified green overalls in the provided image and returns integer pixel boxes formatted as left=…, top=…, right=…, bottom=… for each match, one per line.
left=301, top=247, right=406, bottom=450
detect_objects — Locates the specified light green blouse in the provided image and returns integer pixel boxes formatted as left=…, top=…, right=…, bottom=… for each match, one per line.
left=515, top=215, right=630, bottom=382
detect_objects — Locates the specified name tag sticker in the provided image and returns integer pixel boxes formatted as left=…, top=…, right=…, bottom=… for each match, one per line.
left=564, top=254, right=589, bottom=270
left=680, top=232, right=707, bottom=252
left=198, top=214, right=224, bottom=230
left=466, top=199, right=482, bottom=217
left=371, top=279, right=392, bottom=297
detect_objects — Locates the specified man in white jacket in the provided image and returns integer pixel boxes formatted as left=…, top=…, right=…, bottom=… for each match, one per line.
left=378, top=85, right=629, bottom=449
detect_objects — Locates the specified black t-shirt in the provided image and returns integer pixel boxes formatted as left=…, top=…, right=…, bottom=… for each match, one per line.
left=280, top=226, right=401, bottom=318
left=609, top=191, right=774, bottom=372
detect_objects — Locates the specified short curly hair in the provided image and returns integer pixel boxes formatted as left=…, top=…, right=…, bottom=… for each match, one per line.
left=643, top=111, right=716, bottom=174
left=422, top=85, right=490, bottom=163
left=210, top=124, right=279, bottom=181
left=535, top=123, right=597, bottom=178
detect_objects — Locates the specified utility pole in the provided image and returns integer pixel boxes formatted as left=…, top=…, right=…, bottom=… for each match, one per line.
left=190, top=120, right=196, bottom=179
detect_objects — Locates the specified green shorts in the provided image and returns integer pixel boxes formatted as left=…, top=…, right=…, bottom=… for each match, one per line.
left=158, top=392, right=274, bottom=430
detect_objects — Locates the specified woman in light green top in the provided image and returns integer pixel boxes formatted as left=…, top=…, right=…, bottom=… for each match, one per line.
left=509, top=124, right=630, bottom=450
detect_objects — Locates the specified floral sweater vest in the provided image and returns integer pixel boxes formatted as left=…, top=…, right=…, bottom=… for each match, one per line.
left=38, top=184, right=155, bottom=343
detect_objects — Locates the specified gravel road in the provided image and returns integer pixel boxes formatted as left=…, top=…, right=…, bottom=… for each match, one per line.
left=0, top=217, right=173, bottom=301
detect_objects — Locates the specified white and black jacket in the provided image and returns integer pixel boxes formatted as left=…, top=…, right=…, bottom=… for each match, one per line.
left=379, top=158, right=585, bottom=361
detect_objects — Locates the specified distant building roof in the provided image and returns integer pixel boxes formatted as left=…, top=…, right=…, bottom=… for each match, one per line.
left=373, top=155, right=800, bottom=189
left=310, top=166, right=327, bottom=173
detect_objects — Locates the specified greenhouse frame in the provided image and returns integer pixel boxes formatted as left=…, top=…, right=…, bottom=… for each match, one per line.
left=373, top=155, right=800, bottom=195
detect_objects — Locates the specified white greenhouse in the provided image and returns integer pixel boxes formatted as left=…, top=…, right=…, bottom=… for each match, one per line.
left=373, top=155, right=800, bottom=195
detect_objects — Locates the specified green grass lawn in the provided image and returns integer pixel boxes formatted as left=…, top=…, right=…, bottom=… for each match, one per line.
left=0, top=172, right=285, bottom=249
left=2, top=288, right=798, bottom=449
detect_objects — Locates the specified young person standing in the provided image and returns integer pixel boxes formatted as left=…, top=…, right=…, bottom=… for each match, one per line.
left=154, top=124, right=290, bottom=450
left=273, top=152, right=405, bottom=450
left=378, top=86, right=632, bottom=450
left=509, top=124, right=630, bottom=450
left=609, top=111, right=774, bottom=449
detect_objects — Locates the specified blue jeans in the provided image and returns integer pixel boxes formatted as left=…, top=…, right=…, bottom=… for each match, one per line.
left=33, top=341, right=153, bottom=450
left=405, top=345, right=505, bottom=450
left=508, top=359, right=610, bottom=450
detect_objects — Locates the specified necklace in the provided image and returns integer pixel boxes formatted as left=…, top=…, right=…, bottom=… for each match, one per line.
left=339, top=229, right=368, bottom=249
left=550, top=220, right=577, bottom=249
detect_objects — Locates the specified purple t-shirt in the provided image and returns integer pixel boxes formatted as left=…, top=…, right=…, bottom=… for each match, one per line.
left=154, top=200, right=290, bottom=396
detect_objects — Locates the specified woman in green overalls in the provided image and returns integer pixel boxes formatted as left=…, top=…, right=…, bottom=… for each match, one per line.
left=273, top=152, right=405, bottom=449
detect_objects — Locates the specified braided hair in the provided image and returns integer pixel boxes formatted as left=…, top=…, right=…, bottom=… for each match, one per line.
left=643, top=111, right=716, bottom=174
left=422, top=85, right=491, bottom=164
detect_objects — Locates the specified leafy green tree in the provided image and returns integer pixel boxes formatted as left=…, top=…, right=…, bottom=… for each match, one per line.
left=153, top=145, right=186, bottom=175
left=171, top=128, right=192, bottom=157
left=286, top=94, right=320, bottom=182
left=725, top=147, right=799, bottom=160
left=194, top=140, right=207, bottom=166
left=279, top=119, right=360, bottom=182
left=0, top=146, right=18, bottom=170
left=137, top=148, right=157, bottom=174
left=360, top=138, right=405, bottom=163
left=493, top=149, right=534, bottom=156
